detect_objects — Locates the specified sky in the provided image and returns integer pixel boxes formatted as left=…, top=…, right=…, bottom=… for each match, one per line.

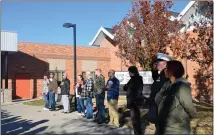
left=2, top=1, right=189, bottom=46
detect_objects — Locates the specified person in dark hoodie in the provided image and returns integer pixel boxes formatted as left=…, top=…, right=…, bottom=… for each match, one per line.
left=155, top=60, right=197, bottom=134
left=148, top=53, right=172, bottom=125
left=124, top=66, right=144, bottom=135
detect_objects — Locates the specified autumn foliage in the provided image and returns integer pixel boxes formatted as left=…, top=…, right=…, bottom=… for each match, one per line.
left=113, top=1, right=182, bottom=70
left=113, top=1, right=213, bottom=101
left=170, top=1, right=213, bottom=101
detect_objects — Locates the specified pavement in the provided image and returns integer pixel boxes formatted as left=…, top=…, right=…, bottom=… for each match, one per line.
left=1, top=103, right=136, bottom=135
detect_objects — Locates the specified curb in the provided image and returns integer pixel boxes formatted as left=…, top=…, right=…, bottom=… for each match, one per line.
left=1, top=98, right=41, bottom=106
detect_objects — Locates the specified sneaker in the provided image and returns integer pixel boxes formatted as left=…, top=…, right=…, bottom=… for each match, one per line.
left=43, top=108, right=49, bottom=111
left=81, top=113, right=86, bottom=117
left=108, top=122, right=114, bottom=125
left=110, top=125, right=119, bottom=129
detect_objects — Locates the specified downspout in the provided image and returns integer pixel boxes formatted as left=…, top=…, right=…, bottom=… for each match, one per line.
left=5, top=52, right=8, bottom=89
left=185, top=24, right=188, bottom=79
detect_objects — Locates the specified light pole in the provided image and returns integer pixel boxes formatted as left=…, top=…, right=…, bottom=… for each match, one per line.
left=63, top=23, right=77, bottom=110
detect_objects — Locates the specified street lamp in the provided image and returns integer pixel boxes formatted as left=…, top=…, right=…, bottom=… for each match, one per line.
left=63, top=23, right=77, bottom=111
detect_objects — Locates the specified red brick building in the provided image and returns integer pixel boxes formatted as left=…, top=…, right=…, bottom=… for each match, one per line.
left=1, top=1, right=212, bottom=100
left=0, top=29, right=210, bottom=100
left=1, top=41, right=118, bottom=99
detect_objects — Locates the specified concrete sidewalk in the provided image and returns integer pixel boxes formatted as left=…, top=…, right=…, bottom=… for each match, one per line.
left=1, top=103, right=135, bottom=135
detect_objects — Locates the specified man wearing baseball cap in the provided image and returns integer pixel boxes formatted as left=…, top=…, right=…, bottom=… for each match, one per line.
left=148, top=53, right=172, bottom=126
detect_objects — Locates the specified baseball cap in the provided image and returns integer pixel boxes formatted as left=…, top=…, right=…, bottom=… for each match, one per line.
left=156, top=53, right=172, bottom=62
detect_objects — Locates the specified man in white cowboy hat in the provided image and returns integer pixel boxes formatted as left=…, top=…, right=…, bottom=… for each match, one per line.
left=148, top=53, right=172, bottom=125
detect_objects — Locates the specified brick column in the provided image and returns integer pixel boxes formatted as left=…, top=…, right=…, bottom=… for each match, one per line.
left=1, top=89, right=13, bottom=103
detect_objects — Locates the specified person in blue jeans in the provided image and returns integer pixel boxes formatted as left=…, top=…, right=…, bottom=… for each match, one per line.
left=48, top=72, right=58, bottom=111
left=75, top=75, right=85, bottom=116
left=81, top=71, right=94, bottom=119
left=42, top=74, right=49, bottom=111
left=94, top=69, right=106, bottom=124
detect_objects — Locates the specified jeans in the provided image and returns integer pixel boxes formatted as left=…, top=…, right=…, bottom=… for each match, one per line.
left=43, top=92, right=49, bottom=109
left=77, top=97, right=85, bottom=113
left=49, top=91, right=56, bottom=110
left=95, top=93, right=105, bottom=122
left=86, top=97, right=93, bottom=118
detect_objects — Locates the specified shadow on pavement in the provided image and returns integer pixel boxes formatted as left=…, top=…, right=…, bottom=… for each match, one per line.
left=47, top=117, right=134, bottom=135
left=1, top=110, right=49, bottom=135
left=46, top=108, right=150, bottom=135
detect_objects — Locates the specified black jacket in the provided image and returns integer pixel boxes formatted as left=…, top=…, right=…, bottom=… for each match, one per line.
left=124, top=75, right=144, bottom=108
left=61, top=78, right=70, bottom=95
left=150, top=69, right=169, bottom=104
left=77, top=83, right=83, bottom=95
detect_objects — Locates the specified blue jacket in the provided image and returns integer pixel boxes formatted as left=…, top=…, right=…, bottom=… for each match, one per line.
left=106, top=77, right=120, bottom=101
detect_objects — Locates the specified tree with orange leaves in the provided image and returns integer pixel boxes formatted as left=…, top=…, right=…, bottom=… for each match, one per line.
left=169, top=1, right=213, bottom=102
left=113, top=1, right=182, bottom=70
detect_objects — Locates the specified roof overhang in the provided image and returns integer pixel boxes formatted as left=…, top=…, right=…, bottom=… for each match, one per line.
left=176, top=1, right=196, bottom=21
left=89, top=1, right=198, bottom=46
left=1, top=31, right=18, bottom=52
left=89, top=27, right=114, bottom=46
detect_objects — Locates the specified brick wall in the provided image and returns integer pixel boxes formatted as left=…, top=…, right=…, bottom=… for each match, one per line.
left=2, top=42, right=112, bottom=99
left=2, top=38, right=209, bottom=99
left=100, top=39, right=128, bottom=71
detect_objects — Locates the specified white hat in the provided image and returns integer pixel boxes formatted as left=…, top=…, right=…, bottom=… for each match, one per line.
left=156, top=53, right=172, bottom=61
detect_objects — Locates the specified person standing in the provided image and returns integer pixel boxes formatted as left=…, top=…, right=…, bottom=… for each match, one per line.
left=124, top=66, right=143, bottom=135
left=42, top=74, right=49, bottom=111
left=84, top=71, right=94, bottom=119
left=60, top=73, right=71, bottom=114
left=75, top=75, right=85, bottom=116
left=106, top=69, right=120, bottom=128
left=94, top=69, right=106, bottom=124
left=48, top=72, right=58, bottom=111
left=155, top=60, right=197, bottom=134
left=148, top=53, right=172, bottom=124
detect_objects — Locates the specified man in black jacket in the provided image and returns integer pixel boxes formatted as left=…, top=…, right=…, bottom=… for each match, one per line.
left=148, top=53, right=172, bottom=124
left=61, top=73, right=71, bottom=113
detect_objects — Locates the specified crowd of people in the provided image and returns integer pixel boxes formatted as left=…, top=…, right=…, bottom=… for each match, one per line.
left=41, top=53, right=197, bottom=135
left=42, top=72, right=71, bottom=113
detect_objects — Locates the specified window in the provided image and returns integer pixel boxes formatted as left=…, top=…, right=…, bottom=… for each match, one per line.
left=82, top=71, right=95, bottom=81
left=49, top=70, right=64, bottom=82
